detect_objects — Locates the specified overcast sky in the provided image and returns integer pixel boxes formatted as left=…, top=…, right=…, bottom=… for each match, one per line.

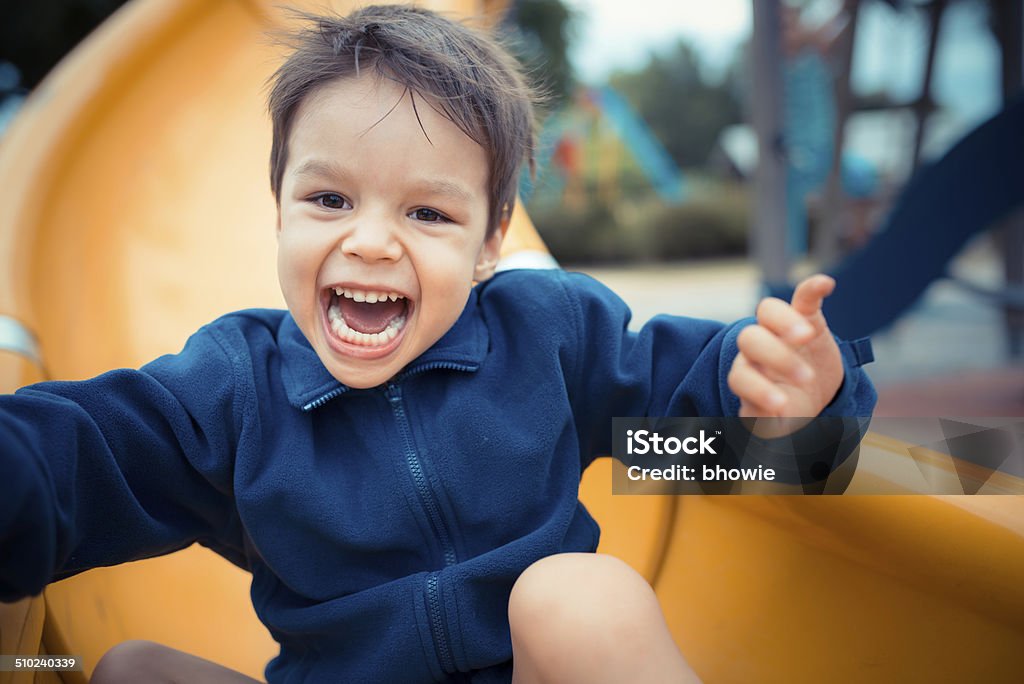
left=562, top=0, right=751, bottom=82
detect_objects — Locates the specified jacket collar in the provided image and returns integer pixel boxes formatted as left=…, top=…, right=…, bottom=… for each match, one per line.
left=278, top=288, right=488, bottom=410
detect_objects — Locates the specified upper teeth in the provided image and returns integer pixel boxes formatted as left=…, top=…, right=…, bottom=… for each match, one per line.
left=333, top=287, right=404, bottom=303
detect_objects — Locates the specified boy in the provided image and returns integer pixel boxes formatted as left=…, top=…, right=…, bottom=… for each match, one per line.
left=0, top=5, right=875, bottom=683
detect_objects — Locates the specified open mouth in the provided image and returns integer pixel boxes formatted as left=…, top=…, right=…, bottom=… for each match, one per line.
left=324, top=286, right=411, bottom=350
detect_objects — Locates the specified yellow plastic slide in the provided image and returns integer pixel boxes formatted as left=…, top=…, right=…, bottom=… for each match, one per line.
left=0, top=0, right=1022, bottom=682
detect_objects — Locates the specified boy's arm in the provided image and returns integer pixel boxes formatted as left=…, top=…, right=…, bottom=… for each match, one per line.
left=558, top=271, right=875, bottom=466
left=0, top=326, right=243, bottom=601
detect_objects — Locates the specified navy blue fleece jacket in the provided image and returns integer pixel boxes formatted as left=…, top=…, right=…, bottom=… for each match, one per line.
left=0, top=269, right=875, bottom=682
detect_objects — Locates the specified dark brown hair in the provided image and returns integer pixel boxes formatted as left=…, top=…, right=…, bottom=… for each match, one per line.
left=267, top=4, right=537, bottom=235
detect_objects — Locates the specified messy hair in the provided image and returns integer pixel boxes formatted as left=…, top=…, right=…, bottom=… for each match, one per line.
left=267, top=4, right=538, bottom=235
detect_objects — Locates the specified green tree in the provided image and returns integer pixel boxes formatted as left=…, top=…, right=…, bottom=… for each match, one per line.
left=609, top=40, right=744, bottom=167
left=502, top=0, right=577, bottom=109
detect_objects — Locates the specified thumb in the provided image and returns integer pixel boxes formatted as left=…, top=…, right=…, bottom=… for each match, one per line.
left=790, top=274, right=835, bottom=333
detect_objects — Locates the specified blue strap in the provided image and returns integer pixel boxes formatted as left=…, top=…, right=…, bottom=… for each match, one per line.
left=839, top=337, right=874, bottom=368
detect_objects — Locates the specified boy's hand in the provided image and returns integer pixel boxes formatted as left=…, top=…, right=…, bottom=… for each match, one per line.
left=728, top=274, right=843, bottom=418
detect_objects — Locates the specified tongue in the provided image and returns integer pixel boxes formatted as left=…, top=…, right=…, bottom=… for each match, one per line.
left=339, top=297, right=405, bottom=334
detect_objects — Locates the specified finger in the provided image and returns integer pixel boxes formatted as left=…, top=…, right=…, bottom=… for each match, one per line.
left=728, top=352, right=788, bottom=415
left=737, top=324, right=815, bottom=385
left=790, top=274, right=836, bottom=322
left=756, top=297, right=815, bottom=345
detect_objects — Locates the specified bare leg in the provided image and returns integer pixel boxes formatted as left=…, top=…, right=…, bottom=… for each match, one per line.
left=508, top=553, right=702, bottom=684
left=91, top=640, right=264, bottom=684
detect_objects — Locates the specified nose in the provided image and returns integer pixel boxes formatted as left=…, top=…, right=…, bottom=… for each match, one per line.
left=339, top=215, right=403, bottom=263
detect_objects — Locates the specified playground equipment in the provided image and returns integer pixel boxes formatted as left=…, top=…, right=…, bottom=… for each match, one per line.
left=1, top=0, right=1023, bottom=682
left=527, top=85, right=686, bottom=206
left=814, top=96, right=1024, bottom=341
left=753, top=0, right=1024, bottom=350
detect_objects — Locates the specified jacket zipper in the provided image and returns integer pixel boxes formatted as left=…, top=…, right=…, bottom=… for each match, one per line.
left=385, top=380, right=458, bottom=674
left=302, top=361, right=478, bottom=672
left=301, top=361, right=477, bottom=411
left=426, top=572, right=454, bottom=675
left=399, top=360, right=478, bottom=380
left=301, top=386, right=350, bottom=411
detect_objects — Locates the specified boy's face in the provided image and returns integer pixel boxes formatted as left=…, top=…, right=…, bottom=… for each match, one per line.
left=277, top=74, right=503, bottom=389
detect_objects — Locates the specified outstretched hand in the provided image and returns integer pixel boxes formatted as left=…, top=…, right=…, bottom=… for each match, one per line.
left=728, top=274, right=844, bottom=419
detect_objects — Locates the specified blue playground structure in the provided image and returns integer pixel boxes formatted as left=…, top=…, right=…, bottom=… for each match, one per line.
left=524, top=85, right=686, bottom=205
left=816, top=95, right=1024, bottom=341
left=590, top=86, right=686, bottom=204
left=755, top=0, right=1023, bottom=353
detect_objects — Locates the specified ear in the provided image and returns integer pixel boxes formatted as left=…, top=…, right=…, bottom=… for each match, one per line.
left=275, top=205, right=282, bottom=239
left=473, top=217, right=508, bottom=282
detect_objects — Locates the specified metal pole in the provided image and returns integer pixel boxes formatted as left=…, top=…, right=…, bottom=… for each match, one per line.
left=993, top=0, right=1024, bottom=358
left=751, top=0, right=789, bottom=288
left=815, top=0, right=860, bottom=269
left=911, top=0, right=947, bottom=172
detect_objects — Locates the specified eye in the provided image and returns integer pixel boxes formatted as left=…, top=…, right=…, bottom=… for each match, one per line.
left=310, top=193, right=350, bottom=210
left=411, top=207, right=450, bottom=223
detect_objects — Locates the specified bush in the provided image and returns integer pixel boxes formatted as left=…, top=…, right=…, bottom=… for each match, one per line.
left=644, top=183, right=750, bottom=261
left=530, top=195, right=643, bottom=264
left=528, top=181, right=750, bottom=265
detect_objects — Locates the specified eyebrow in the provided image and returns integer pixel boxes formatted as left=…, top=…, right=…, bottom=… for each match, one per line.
left=411, top=179, right=475, bottom=205
left=293, top=158, right=476, bottom=205
left=292, top=159, right=350, bottom=181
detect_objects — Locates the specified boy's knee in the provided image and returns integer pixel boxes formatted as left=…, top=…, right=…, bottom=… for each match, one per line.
left=509, top=553, right=662, bottom=647
left=91, top=640, right=171, bottom=684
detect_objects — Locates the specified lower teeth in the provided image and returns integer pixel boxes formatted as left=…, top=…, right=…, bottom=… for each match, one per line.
left=328, top=304, right=405, bottom=346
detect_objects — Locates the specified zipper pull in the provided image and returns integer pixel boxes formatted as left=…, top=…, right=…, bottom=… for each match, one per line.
left=384, top=381, right=401, bottom=403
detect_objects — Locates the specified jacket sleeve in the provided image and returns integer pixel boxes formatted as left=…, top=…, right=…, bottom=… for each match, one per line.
left=0, top=326, right=245, bottom=601
left=556, top=271, right=877, bottom=468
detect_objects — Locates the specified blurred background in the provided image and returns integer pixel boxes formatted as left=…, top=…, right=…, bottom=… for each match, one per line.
left=1, top=0, right=1022, bottom=415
